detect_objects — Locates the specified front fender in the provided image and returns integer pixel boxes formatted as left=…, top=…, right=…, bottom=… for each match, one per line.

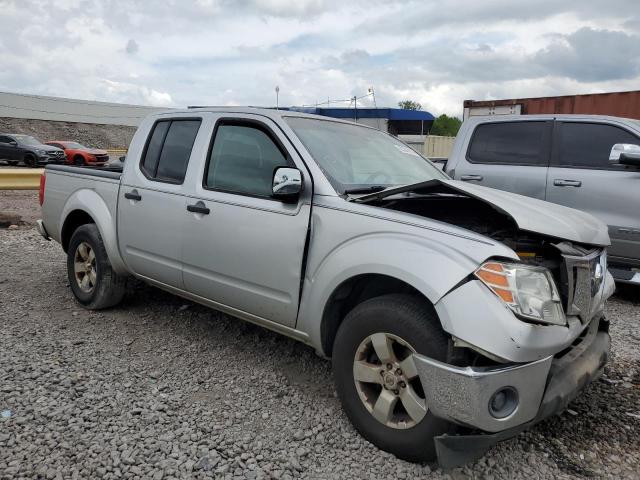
left=296, top=231, right=517, bottom=354
left=60, top=188, right=127, bottom=274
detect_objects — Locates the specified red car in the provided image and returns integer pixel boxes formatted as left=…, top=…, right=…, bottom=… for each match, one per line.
left=45, top=141, right=109, bottom=166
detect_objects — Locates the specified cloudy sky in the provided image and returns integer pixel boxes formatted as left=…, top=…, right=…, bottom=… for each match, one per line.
left=1, top=0, right=639, bottom=116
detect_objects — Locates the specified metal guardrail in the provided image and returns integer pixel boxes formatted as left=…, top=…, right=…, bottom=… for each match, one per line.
left=0, top=168, right=44, bottom=190
left=106, top=149, right=127, bottom=155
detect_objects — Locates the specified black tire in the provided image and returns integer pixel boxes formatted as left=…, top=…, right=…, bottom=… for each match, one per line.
left=8, top=160, right=18, bottom=166
left=332, top=294, right=453, bottom=463
left=67, top=224, right=126, bottom=309
left=74, top=155, right=85, bottom=166
left=23, top=154, right=36, bottom=167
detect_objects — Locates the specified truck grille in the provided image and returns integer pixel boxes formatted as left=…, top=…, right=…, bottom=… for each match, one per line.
left=558, top=245, right=606, bottom=324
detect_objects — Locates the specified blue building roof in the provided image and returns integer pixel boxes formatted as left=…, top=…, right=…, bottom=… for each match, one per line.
left=286, top=107, right=434, bottom=121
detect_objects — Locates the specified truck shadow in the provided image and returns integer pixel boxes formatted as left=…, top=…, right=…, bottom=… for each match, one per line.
left=613, top=283, right=640, bottom=305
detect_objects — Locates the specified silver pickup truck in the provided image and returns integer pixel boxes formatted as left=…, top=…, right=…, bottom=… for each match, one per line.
left=443, top=114, right=640, bottom=285
left=38, top=108, right=614, bottom=467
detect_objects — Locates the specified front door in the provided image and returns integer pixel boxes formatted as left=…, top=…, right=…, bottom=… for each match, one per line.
left=118, top=117, right=202, bottom=288
left=181, top=116, right=311, bottom=327
left=546, top=121, right=640, bottom=267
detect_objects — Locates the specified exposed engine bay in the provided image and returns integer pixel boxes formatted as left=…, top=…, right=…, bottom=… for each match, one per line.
left=362, top=183, right=605, bottom=324
left=371, top=192, right=562, bottom=268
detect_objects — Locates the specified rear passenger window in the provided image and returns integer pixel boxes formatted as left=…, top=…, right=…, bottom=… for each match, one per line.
left=204, top=123, right=290, bottom=197
left=141, top=119, right=200, bottom=183
left=467, top=122, right=548, bottom=165
left=556, top=122, right=639, bottom=169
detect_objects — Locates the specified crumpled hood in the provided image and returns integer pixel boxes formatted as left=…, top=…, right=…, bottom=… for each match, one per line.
left=352, top=179, right=610, bottom=247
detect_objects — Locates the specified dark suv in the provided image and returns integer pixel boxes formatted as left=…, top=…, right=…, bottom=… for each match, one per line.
left=0, top=134, right=66, bottom=166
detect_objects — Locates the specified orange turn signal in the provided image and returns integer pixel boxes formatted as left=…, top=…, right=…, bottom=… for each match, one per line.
left=475, top=269, right=509, bottom=288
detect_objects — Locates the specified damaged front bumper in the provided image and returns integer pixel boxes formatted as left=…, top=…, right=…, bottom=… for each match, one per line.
left=413, top=316, right=610, bottom=468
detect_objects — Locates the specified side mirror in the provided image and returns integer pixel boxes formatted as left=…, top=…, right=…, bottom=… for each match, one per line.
left=610, top=143, right=640, bottom=167
left=9, top=141, right=17, bottom=147
left=119, top=156, right=126, bottom=162
left=272, top=167, right=302, bottom=201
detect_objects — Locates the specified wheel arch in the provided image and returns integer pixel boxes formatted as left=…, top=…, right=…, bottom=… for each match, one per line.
left=61, top=209, right=95, bottom=251
left=59, top=188, right=127, bottom=274
left=320, top=273, right=440, bottom=357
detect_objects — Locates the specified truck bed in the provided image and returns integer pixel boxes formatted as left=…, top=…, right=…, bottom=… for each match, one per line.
left=45, top=163, right=122, bottom=180
left=41, top=164, right=122, bottom=253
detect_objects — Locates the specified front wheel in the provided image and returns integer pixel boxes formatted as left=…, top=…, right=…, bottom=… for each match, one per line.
left=74, top=155, right=85, bottom=166
left=67, top=224, right=126, bottom=309
left=332, top=294, right=453, bottom=462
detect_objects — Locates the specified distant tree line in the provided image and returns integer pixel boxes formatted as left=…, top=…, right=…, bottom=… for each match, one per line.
left=397, top=100, right=462, bottom=136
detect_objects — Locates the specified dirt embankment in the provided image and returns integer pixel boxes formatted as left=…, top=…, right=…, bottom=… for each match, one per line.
left=0, top=117, right=136, bottom=149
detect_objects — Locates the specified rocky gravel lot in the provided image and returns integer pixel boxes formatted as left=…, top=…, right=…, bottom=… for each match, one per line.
left=0, top=192, right=639, bottom=479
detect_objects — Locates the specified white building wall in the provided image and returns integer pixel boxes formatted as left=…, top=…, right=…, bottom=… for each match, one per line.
left=0, top=91, right=169, bottom=126
left=354, top=117, right=388, bottom=131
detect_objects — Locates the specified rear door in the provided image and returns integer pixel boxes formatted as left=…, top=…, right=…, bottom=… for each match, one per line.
left=117, top=117, right=202, bottom=288
left=546, top=120, right=640, bottom=267
left=451, top=120, right=552, bottom=200
left=181, top=115, right=312, bottom=327
left=0, top=135, right=13, bottom=160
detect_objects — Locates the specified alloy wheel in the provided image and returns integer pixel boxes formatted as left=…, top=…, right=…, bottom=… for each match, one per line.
left=73, top=241, right=97, bottom=292
left=353, top=332, right=427, bottom=429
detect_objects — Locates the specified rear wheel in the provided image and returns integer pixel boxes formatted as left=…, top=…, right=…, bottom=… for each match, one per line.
left=67, top=224, right=126, bottom=309
left=8, top=160, right=18, bottom=166
left=23, top=154, right=36, bottom=167
left=332, top=294, right=453, bottom=462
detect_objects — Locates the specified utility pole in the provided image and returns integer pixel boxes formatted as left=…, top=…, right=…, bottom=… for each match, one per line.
left=369, top=87, right=380, bottom=130
left=353, top=95, right=357, bottom=123
left=275, top=86, right=280, bottom=110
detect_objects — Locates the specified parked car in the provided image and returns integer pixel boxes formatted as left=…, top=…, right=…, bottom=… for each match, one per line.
left=45, top=141, right=109, bottom=166
left=38, top=108, right=614, bottom=467
left=443, top=115, right=640, bottom=286
left=0, top=133, right=65, bottom=166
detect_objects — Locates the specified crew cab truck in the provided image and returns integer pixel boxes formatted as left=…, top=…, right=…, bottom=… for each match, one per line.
left=38, top=108, right=614, bottom=467
left=444, top=114, right=640, bottom=285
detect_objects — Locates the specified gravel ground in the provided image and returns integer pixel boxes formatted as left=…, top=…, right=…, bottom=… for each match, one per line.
left=0, top=192, right=639, bottom=479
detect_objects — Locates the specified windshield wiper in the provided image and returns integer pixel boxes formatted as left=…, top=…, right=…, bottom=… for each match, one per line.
left=343, top=185, right=389, bottom=195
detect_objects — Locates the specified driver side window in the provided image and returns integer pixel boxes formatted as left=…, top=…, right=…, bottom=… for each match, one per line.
left=204, top=123, right=291, bottom=197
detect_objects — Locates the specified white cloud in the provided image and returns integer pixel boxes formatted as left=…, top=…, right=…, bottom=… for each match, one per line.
left=0, top=0, right=638, bottom=116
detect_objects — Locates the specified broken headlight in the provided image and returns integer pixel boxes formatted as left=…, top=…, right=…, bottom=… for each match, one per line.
left=475, top=261, right=566, bottom=326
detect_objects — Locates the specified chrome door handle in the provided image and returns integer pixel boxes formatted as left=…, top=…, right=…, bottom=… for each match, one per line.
left=187, top=201, right=210, bottom=215
left=553, top=179, right=582, bottom=187
left=460, top=174, right=483, bottom=181
left=124, top=190, right=142, bottom=201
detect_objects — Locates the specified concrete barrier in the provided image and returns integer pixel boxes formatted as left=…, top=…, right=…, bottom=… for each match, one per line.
left=0, top=168, right=44, bottom=190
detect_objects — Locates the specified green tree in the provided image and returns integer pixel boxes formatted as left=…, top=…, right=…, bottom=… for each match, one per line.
left=397, top=99, right=422, bottom=110
left=429, top=114, right=462, bottom=137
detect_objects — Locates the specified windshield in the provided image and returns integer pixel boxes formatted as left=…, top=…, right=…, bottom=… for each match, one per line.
left=14, top=135, right=41, bottom=146
left=285, top=117, right=446, bottom=193
left=65, top=142, right=86, bottom=149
